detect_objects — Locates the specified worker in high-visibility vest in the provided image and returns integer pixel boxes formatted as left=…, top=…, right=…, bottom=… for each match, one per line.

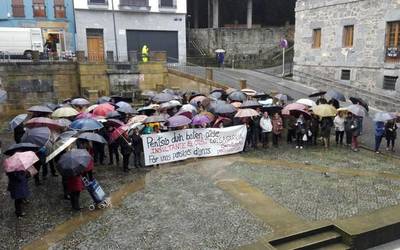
left=141, top=45, right=149, bottom=63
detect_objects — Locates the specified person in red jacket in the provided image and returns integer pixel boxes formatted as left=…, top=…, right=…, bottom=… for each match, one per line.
left=67, top=174, right=84, bottom=211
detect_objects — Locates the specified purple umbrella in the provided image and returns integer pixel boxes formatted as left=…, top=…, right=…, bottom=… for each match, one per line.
left=167, top=115, right=192, bottom=128
left=192, top=114, right=211, bottom=126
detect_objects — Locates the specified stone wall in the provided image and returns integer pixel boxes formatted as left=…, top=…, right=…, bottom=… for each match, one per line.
left=189, top=26, right=294, bottom=68
left=138, top=62, right=168, bottom=91
left=293, top=0, right=400, bottom=110
left=78, top=63, right=110, bottom=101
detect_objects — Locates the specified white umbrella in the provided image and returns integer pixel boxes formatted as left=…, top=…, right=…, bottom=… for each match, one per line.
left=259, top=99, right=273, bottom=105
left=215, top=49, right=226, bottom=53
left=296, top=98, right=316, bottom=107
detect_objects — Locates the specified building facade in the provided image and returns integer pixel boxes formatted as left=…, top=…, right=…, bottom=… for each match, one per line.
left=0, top=0, right=76, bottom=54
left=74, top=0, right=186, bottom=63
left=293, top=0, right=400, bottom=109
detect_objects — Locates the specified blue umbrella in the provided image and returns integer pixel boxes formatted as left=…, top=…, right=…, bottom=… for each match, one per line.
left=21, top=127, right=51, bottom=147
left=70, top=118, right=104, bottom=131
left=115, top=101, right=131, bottom=109
left=9, top=114, right=28, bottom=130
left=326, top=89, right=346, bottom=102
left=373, top=112, right=396, bottom=122
left=117, top=105, right=136, bottom=114
left=71, top=98, right=90, bottom=106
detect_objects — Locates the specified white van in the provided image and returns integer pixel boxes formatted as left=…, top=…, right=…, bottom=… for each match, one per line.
left=0, top=27, right=44, bottom=58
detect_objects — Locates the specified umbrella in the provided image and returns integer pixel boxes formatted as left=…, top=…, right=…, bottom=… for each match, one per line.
left=228, top=91, right=247, bottom=102
left=43, top=102, right=59, bottom=111
left=52, top=107, right=79, bottom=118
left=117, top=105, right=136, bottom=114
left=262, top=105, right=283, bottom=114
left=3, top=151, right=39, bottom=173
left=309, top=91, right=327, bottom=98
left=350, top=97, right=369, bottom=112
left=0, top=89, right=7, bottom=103
left=200, top=111, right=215, bottom=122
left=176, top=110, right=194, bottom=119
left=106, top=111, right=121, bottom=119
left=9, top=114, right=28, bottom=130
left=97, top=96, right=111, bottom=104
left=235, top=108, right=259, bottom=118
left=241, top=100, right=262, bottom=109
left=71, top=98, right=90, bottom=106
left=259, top=99, right=274, bottom=105
left=231, top=102, right=242, bottom=108
left=144, top=115, right=166, bottom=123
left=142, top=90, right=158, bottom=98
left=180, top=104, right=198, bottom=114
left=253, top=92, right=270, bottom=99
left=138, top=105, right=158, bottom=113
left=70, top=118, right=104, bottom=131
left=282, top=103, right=308, bottom=116
left=115, top=101, right=131, bottom=109
left=25, top=117, right=64, bottom=130
left=312, top=104, right=337, bottom=117
left=214, top=116, right=232, bottom=127
left=152, top=93, right=175, bottom=103
left=215, top=49, right=226, bottom=53
left=128, top=115, right=148, bottom=124
left=110, top=125, right=129, bottom=143
left=167, top=115, right=192, bottom=128
left=105, top=119, right=125, bottom=128
left=21, top=127, right=51, bottom=147
left=27, top=105, right=53, bottom=114
left=373, top=112, right=396, bottom=122
left=337, top=108, right=349, bottom=113
left=86, top=104, right=99, bottom=113
left=4, top=143, right=40, bottom=156
left=162, top=88, right=178, bottom=95
left=56, top=118, right=72, bottom=127
left=78, top=132, right=107, bottom=144
left=209, top=92, right=223, bottom=100
left=57, top=149, right=92, bottom=177
left=226, top=88, right=237, bottom=95
left=56, top=130, right=78, bottom=142
left=192, top=114, right=211, bottom=126
left=275, top=94, right=293, bottom=101
left=190, top=96, right=208, bottom=106
left=326, top=90, right=346, bottom=102
left=76, top=112, right=97, bottom=119
left=296, top=98, right=316, bottom=107
left=241, top=88, right=257, bottom=96
left=210, top=101, right=236, bottom=114
left=210, top=88, right=226, bottom=94
left=346, top=104, right=367, bottom=117
left=93, top=103, right=115, bottom=117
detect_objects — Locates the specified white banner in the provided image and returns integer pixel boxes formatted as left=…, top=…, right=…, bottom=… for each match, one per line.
left=142, top=125, right=247, bottom=166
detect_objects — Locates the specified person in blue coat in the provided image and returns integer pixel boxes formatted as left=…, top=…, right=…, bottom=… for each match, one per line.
left=7, top=171, right=30, bottom=217
left=374, top=121, right=385, bottom=153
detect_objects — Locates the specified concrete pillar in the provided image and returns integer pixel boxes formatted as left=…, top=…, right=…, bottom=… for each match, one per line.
left=193, top=0, right=199, bottom=28
left=247, top=0, right=253, bottom=29
left=212, top=0, right=219, bottom=28
left=206, top=68, right=213, bottom=81
left=240, top=79, right=247, bottom=89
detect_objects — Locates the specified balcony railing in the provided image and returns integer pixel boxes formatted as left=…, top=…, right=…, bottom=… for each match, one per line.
left=159, top=0, right=176, bottom=8
left=385, top=47, right=400, bottom=64
left=119, top=0, right=149, bottom=7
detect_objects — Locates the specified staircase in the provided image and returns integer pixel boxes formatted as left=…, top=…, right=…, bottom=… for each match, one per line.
left=269, top=225, right=351, bottom=250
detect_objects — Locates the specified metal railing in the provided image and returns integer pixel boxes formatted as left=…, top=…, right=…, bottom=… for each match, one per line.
left=120, top=0, right=149, bottom=7
left=385, top=47, right=400, bottom=64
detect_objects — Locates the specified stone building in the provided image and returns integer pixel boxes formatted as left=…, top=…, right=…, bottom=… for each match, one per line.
left=73, top=0, right=186, bottom=63
left=293, top=0, right=400, bottom=109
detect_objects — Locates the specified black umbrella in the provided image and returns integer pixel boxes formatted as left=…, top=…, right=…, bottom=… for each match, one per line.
left=106, top=111, right=121, bottom=119
left=4, top=143, right=40, bottom=156
left=350, top=97, right=369, bottom=112
left=152, top=93, right=175, bottom=103
left=309, top=91, right=327, bottom=98
left=57, top=149, right=92, bottom=177
left=27, top=105, right=53, bottom=114
left=21, top=127, right=51, bottom=147
left=228, top=91, right=247, bottom=102
left=240, top=100, right=262, bottom=109
left=210, top=101, right=237, bottom=114
left=78, top=132, right=107, bottom=144
left=326, top=90, right=346, bottom=102
left=253, top=92, right=271, bottom=99
left=262, top=105, right=283, bottom=114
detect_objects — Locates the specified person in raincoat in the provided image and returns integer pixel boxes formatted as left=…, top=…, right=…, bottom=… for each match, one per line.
left=259, top=112, right=272, bottom=148
left=344, top=112, right=353, bottom=146
left=7, top=170, right=30, bottom=217
left=334, top=112, right=345, bottom=146
left=118, top=132, right=132, bottom=172
left=67, top=174, right=84, bottom=211
left=107, top=126, right=120, bottom=166
left=271, top=113, right=283, bottom=147
left=320, top=117, right=334, bottom=149
left=142, top=45, right=149, bottom=63
left=385, top=119, right=398, bottom=152
left=295, top=114, right=307, bottom=149
left=374, top=121, right=385, bottom=154
left=131, top=128, right=143, bottom=168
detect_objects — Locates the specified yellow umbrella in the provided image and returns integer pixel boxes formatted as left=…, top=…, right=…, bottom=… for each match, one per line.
left=312, top=104, right=337, bottom=117
left=52, top=107, right=79, bottom=118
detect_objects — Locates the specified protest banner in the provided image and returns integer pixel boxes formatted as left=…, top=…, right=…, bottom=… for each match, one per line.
left=142, top=125, right=247, bottom=166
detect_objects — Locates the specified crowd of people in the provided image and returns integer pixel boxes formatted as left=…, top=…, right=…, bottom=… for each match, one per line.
left=2, top=87, right=398, bottom=217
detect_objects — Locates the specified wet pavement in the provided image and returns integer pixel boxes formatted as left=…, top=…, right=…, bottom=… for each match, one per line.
left=2, top=131, right=400, bottom=249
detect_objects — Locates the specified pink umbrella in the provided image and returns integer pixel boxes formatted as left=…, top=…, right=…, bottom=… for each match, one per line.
left=76, top=112, right=97, bottom=119
left=3, top=151, right=39, bottom=173
left=192, top=114, right=211, bottom=126
left=110, top=125, right=129, bottom=143
left=93, top=103, right=115, bottom=117
left=25, top=117, right=64, bottom=131
left=234, top=108, right=260, bottom=118
left=282, top=103, right=308, bottom=116
left=167, top=115, right=192, bottom=128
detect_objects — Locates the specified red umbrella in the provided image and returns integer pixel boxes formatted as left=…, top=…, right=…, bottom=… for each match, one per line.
left=25, top=117, right=64, bottom=131
left=93, top=103, right=115, bottom=117
left=110, top=125, right=129, bottom=143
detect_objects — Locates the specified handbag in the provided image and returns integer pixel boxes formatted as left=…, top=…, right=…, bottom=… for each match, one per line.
left=302, top=134, right=308, bottom=142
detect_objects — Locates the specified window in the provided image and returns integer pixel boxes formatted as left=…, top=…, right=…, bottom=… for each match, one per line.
left=312, top=28, right=321, bottom=48
left=88, top=0, right=108, bottom=4
left=54, top=0, right=65, bottom=18
left=383, top=76, right=397, bottom=90
left=120, top=0, right=149, bottom=6
left=160, top=0, right=175, bottom=8
left=385, top=21, right=400, bottom=61
left=33, top=0, right=46, bottom=17
left=12, top=0, right=25, bottom=17
left=343, top=25, right=354, bottom=48
left=341, top=69, right=351, bottom=80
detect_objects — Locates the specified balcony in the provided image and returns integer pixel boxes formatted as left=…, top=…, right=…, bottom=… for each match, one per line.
left=385, top=47, right=400, bottom=64
left=119, top=0, right=150, bottom=12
